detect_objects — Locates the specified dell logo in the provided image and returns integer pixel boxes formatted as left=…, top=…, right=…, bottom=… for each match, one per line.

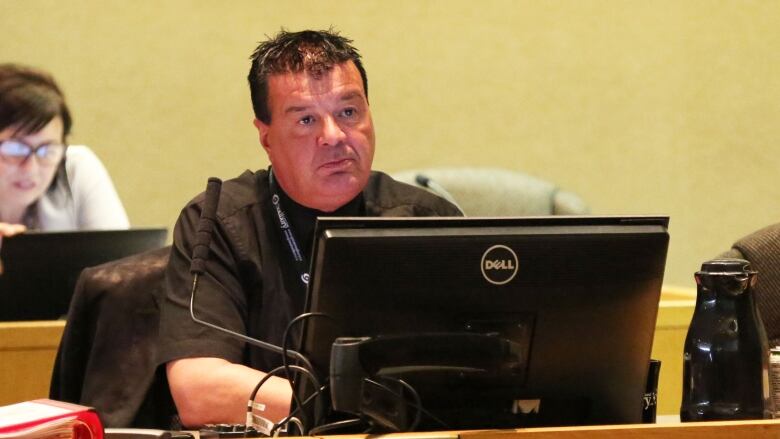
left=484, top=260, right=515, bottom=270
left=481, top=245, right=519, bottom=285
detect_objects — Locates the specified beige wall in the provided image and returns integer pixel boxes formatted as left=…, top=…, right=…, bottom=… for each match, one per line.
left=2, top=0, right=779, bottom=286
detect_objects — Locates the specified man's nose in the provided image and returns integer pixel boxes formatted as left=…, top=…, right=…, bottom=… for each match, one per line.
left=318, top=115, right=347, bottom=147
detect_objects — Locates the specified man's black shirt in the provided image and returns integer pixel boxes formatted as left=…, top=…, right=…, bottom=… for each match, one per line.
left=158, top=168, right=462, bottom=372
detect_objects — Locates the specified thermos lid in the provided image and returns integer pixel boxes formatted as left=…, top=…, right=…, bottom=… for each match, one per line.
left=699, top=258, right=753, bottom=274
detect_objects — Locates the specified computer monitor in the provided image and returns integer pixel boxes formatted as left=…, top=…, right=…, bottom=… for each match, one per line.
left=293, top=216, right=669, bottom=432
left=0, top=228, right=167, bottom=321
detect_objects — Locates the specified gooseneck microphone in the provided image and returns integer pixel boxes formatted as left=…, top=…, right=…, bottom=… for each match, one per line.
left=414, top=174, right=465, bottom=215
left=188, top=177, right=311, bottom=367
left=189, top=177, right=223, bottom=275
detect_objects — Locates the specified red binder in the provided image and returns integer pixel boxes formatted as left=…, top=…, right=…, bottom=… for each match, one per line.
left=0, top=399, right=103, bottom=439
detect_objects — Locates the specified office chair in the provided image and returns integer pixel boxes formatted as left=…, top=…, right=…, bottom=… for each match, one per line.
left=720, top=223, right=780, bottom=347
left=50, top=246, right=177, bottom=428
left=391, top=167, right=589, bottom=216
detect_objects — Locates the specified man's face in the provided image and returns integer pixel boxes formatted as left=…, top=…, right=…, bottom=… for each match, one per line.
left=255, top=61, right=375, bottom=212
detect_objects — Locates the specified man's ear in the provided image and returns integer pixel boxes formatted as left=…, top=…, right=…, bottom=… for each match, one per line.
left=253, top=118, right=271, bottom=153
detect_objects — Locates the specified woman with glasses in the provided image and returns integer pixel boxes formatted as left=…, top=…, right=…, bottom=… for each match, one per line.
left=0, top=64, right=128, bottom=237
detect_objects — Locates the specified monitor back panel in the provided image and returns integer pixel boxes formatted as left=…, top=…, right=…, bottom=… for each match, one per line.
left=300, top=217, right=669, bottom=428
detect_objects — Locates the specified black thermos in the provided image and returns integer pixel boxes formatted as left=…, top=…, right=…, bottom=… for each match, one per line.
left=680, top=258, right=774, bottom=421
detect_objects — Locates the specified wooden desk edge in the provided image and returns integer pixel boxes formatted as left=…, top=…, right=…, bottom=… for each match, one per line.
left=460, top=419, right=780, bottom=439
left=0, top=320, right=66, bottom=329
left=292, top=420, right=780, bottom=439
left=0, top=320, right=66, bottom=349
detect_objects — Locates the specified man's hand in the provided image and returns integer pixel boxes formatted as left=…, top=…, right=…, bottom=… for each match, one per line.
left=166, top=357, right=292, bottom=428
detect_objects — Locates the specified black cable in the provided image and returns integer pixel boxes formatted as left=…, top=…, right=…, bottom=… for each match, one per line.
left=246, top=364, right=321, bottom=434
left=363, top=377, right=417, bottom=431
left=246, top=365, right=286, bottom=435
left=269, top=384, right=329, bottom=437
left=280, top=312, right=331, bottom=427
left=364, top=377, right=450, bottom=430
left=390, top=378, right=422, bottom=430
left=308, top=418, right=365, bottom=436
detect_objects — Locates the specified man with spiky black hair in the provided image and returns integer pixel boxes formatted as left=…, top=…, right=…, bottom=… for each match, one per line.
left=158, top=29, right=460, bottom=427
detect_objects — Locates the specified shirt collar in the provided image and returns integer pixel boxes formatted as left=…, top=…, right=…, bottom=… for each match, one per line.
left=273, top=173, right=366, bottom=254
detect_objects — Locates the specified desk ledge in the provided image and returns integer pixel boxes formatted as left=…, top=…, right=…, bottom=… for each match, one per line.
left=459, top=419, right=780, bottom=439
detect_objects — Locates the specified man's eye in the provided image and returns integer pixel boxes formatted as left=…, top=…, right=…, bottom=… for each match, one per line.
left=340, top=108, right=356, bottom=118
left=299, top=116, right=314, bottom=125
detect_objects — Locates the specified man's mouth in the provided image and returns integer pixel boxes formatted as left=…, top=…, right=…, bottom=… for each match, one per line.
left=320, top=158, right=354, bottom=169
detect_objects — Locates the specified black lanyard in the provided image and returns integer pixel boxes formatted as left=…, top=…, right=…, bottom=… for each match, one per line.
left=268, top=169, right=310, bottom=287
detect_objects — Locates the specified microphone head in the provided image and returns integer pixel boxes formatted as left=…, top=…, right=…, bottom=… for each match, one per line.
left=190, top=177, right=223, bottom=274
left=415, top=174, right=431, bottom=187
left=203, top=178, right=223, bottom=216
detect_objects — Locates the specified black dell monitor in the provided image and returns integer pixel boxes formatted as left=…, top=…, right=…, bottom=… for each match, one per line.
left=293, top=216, right=669, bottom=432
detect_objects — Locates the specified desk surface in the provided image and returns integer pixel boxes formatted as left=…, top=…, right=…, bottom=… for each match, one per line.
left=290, top=419, right=780, bottom=439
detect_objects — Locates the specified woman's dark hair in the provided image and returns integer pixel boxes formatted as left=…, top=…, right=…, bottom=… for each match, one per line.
left=0, top=63, right=72, bottom=143
left=0, top=64, right=73, bottom=212
left=248, top=28, right=368, bottom=124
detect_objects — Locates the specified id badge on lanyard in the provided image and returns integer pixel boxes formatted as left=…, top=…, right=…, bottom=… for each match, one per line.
left=268, top=170, right=310, bottom=286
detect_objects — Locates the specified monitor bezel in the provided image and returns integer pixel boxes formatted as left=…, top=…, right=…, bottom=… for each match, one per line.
left=295, top=215, right=669, bottom=431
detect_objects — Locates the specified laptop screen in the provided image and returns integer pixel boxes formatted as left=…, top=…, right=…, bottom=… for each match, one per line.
left=0, top=228, right=167, bottom=321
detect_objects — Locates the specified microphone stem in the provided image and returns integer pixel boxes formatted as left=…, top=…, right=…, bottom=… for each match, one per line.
left=189, top=274, right=314, bottom=372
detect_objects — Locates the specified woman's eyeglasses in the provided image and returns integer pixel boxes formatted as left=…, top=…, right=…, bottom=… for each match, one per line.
left=0, top=140, right=65, bottom=166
